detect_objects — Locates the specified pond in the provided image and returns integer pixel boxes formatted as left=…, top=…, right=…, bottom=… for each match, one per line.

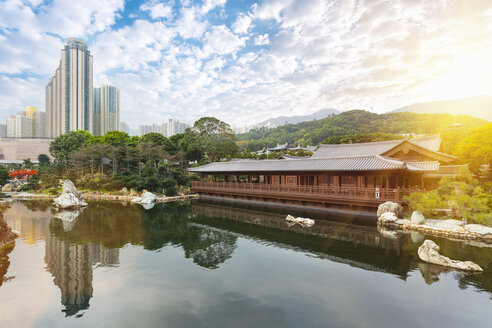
left=0, top=200, right=491, bottom=328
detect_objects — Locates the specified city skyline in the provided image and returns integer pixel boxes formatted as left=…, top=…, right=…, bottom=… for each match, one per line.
left=1, top=1, right=491, bottom=129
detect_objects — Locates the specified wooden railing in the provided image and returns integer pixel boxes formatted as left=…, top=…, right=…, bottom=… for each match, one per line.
left=192, top=181, right=414, bottom=203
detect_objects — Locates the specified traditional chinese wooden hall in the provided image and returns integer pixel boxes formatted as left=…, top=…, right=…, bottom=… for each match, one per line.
left=190, top=135, right=464, bottom=215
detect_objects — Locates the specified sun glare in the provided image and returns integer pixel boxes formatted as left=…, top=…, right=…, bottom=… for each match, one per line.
left=423, top=52, right=492, bottom=100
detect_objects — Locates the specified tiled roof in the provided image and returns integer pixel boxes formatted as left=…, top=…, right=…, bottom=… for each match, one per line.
left=311, top=135, right=442, bottom=158
left=189, top=155, right=424, bottom=173
left=406, top=161, right=440, bottom=172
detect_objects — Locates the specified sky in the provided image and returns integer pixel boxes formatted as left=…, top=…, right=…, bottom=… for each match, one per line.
left=0, top=0, right=492, bottom=129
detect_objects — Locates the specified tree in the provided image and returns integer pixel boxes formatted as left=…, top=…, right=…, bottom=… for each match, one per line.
left=0, top=166, right=9, bottom=185
left=193, top=117, right=234, bottom=136
left=453, top=123, right=492, bottom=180
left=49, top=130, right=92, bottom=168
left=140, top=132, right=177, bottom=154
left=37, top=154, right=51, bottom=166
left=404, top=168, right=492, bottom=225
left=102, top=130, right=130, bottom=146
left=191, top=117, right=238, bottom=162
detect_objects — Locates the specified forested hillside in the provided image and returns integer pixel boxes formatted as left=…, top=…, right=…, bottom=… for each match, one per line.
left=236, top=110, right=489, bottom=152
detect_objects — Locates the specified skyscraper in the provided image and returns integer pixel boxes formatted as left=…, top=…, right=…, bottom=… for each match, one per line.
left=46, top=38, right=93, bottom=138
left=33, top=111, right=46, bottom=137
left=15, top=114, right=32, bottom=138
left=93, top=85, right=120, bottom=136
left=119, top=121, right=130, bottom=134
left=6, top=115, right=16, bottom=137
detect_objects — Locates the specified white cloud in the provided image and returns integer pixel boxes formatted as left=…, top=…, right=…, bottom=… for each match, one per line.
left=1, top=0, right=492, bottom=127
left=254, top=34, right=270, bottom=45
left=140, top=1, right=174, bottom=20
left=200, top=0, right=227, bottom=14
left=232, top=14, right=252, bottom=34
left=174, top=6, right=209, bottom=39
left=203, top=25, right=245, bottom=56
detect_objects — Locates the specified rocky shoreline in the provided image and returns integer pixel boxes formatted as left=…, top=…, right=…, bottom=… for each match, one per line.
left=377, top=202, right=492, bottom=244
left=9, top=192, right=200, bottom=203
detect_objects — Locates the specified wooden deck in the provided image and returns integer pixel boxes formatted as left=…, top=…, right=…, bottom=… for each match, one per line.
left=192, top=181, right=413, bottom=208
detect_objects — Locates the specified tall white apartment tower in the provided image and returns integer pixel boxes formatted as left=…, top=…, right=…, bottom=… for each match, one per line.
left=46, top=38, right=93, bottom=137
left=93, top=85, right=120, bottom=136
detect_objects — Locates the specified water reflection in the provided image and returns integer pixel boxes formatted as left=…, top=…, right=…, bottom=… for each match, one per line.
left=1, top=199, right=492, bottom=325
left=44, top=235, right=119, bottom=316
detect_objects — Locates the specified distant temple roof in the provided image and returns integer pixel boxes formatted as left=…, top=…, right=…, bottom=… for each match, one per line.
left=190, top=155, right=431, bottom=173
left=190, top=134, right=453, bottom=174
left=311, top=135, right=442, bottom=158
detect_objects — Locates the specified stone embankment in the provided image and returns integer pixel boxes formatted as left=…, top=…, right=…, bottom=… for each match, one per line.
left=10, top=192, right=199, bottom=203
left=377, top=201, right=492, bottom=244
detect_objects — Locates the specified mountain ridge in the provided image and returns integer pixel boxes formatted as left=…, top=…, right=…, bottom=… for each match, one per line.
left=391, top=95, right=492, bottom=121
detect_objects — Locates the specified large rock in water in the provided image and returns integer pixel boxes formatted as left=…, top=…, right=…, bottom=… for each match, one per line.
left=410, top=211, right=425, bottom=225
left=61, top=179, right=81, bottom=199
left=53, top=179, right=87, bottom=209
left=132, top=192, right=157, bottom=209
left=378, top=211, right=398, bottom=223
left=377, top=201, right=403, bottom=218
left=418, top=240, right=483, bottom=272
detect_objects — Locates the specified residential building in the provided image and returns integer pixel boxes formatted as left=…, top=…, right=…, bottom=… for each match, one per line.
left=15, top=114, right=32, bottom=138
left=6, top=115, right=16, bottom=137
left=46, top=38, right=93, bottom=138
left=93, top=85, right=120, bottom=136
left=0, top=124, right=6, bottom=138
left=33, top=111, right=46, bottom=137
left=138, top=118, right=189, bottom=137
left=119, top=121, right=130, bottom=134
left=25, top=105, right=38, bottom=134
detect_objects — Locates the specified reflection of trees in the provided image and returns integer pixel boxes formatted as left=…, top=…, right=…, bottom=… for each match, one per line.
left=0, top=213, right=16, bottom=287
left=141, top=202, right=237, bottom=269
left=49, top=202, right=144, bottom=248
left=21, top=199, right=53, bottom=212
left=182, top=227, right=237, bottom=269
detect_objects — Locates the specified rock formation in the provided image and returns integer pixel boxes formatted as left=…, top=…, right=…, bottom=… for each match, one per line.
left=285, top=215, right=315, bottom=227
left=410, top=211, right=425, bottom=224
left=132, top=192, right=157, bottom=209
left=53, top=180, right=87, bottom=209
left=418, top=239, right=483, bottom=272
left=376, top=201, right=403, bottom=218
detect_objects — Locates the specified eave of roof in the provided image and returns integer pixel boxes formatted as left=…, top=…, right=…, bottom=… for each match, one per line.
left=189, top=155, right=425, bottom=173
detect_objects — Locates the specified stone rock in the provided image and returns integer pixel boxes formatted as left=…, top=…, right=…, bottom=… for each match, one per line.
left=121, top=187, right=128, bottom=194
left=53, top=179, right=87, bottom=209
left=379, top=211, right=398, bottom=223
left=285, top=215, right=315, bottom=227
left=53, top=193, right=88, bottom=209
left=410, top=211, right=425, bottom=225
left=129, top=188, right=137, bottom=196
left=61, top=179, right=81, bottom=199
left=377, top=201, right=403, bottom=218
left=464, top=224, right=492, bottom=236
left=418, top=239, right=483, bottom=272
left=1, top=184, right=12, bottom=192
left=132, top=192, right=156, bottom=208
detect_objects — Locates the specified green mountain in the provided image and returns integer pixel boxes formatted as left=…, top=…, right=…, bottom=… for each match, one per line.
left=257, top=108, right=339, bottom=128
left=391, top=95, right=492, bottom=122
left=236, top=110, right=489, bottom=152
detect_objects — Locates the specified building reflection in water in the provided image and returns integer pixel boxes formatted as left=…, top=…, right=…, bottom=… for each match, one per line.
left=44, top=233, right=120, bottom=316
